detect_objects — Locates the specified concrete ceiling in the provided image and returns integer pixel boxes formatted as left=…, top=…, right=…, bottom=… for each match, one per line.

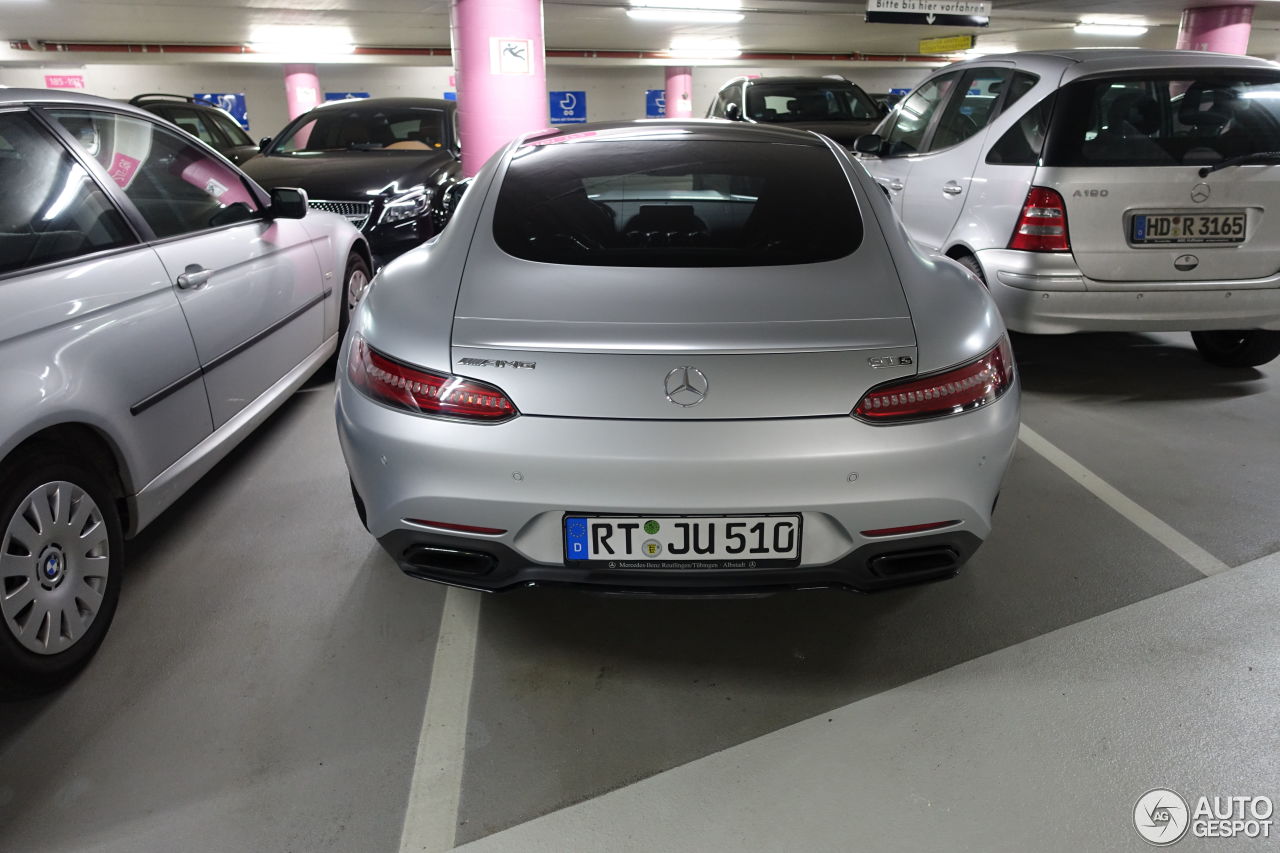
left=1, top=0, right=1279, bottom=61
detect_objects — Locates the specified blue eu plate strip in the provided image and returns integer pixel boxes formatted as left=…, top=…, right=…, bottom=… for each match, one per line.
left=565, top=517, right=589, bottom=561
left=1134, top=215, right=1147, bottom=241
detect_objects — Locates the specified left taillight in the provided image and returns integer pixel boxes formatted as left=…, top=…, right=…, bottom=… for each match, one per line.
left=853, top=337, right=1015, bottom=423
left=348, top=336, right=518, bottom=422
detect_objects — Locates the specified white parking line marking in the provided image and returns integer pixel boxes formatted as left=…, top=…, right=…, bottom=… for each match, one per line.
left=1018, top=424, right=1230, bottom=577
left=399, top=586, right=483, bottom=853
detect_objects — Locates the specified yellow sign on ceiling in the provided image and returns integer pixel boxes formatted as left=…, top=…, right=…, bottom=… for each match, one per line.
left=919, top=34, right=975, bottom=54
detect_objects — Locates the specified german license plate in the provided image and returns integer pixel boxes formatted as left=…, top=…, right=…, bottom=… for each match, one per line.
left=563, top=514, right=802, bottom=569
left=1131, top=211, right=1246, bottom=244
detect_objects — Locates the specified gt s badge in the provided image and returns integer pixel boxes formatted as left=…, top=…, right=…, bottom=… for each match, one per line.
left=458, top=358, right=536, bottom=369
left=868, top=356, right=913, bottom=368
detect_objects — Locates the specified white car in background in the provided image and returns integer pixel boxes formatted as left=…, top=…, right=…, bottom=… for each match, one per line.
left=855, top=49, right=1280, bottom=367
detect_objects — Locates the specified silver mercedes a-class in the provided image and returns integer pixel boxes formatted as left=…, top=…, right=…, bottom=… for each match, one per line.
left=336, top=120, right=1020, bottom=594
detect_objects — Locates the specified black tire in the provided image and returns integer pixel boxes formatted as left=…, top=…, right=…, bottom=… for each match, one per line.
left=0, top=452, right=123, bottom=698
left=953, top=252, right=986, bottom=286
left=1190, top=330, right=1280, bottom=368
left=338, top=253, right=373, bottom=345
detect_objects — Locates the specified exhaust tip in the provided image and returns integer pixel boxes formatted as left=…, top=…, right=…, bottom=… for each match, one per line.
left=402, top=545, right=497, bottom=578
left=868, top=546, right=960, bottom=579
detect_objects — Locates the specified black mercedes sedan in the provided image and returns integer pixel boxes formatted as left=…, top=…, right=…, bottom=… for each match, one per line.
left=243, top=97, right=463, bottom=267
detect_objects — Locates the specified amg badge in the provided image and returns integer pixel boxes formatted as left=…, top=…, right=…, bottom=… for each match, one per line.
left=457, top=358, right=536, bottom=369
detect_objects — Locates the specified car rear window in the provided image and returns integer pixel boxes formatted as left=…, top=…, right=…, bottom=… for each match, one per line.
left=492, top=139, right=862, bottom=267
left=1044, top=72, right=1280, bottom=167
left=274, top=106, right=448, bottom=154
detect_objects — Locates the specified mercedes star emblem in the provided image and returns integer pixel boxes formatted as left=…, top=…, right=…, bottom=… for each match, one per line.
left=1191, top=182, right=1211, bottom=204
left=664, top=366, right=709, bottom=407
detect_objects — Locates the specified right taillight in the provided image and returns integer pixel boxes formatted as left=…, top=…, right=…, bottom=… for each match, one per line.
left=854, top=337, right=1016, bottom=423
left=1008, top=186, right=1070, bottom=252
left=348, top=336, right=518, bottom=422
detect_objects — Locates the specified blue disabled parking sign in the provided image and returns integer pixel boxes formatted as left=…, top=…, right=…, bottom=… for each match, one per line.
left=645, top=89, right=666, bottom=118
left=550, top=91, right=587, bottom=124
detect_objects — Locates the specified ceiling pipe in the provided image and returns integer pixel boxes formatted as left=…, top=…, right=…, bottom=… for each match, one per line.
left=9, top=40, right=944, bottom=64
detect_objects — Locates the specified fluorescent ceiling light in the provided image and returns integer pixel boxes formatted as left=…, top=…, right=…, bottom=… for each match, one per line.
left=1074, top=22, right=1148, bottom=36
left=665, top=36, right=742, bottom=59
left=631, top=0, right=741, bottom=9
left=627, top=8, right=744, bottom=23
left=248, top=25, right=355, bottom=55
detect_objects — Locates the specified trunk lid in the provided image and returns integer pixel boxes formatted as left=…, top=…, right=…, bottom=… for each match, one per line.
left=451, top=255, right=917, bottom=420
left=1043, top=164, right=1280, bottom=283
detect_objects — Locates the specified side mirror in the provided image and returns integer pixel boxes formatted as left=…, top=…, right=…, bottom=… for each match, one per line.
left=258, top=136, right=273, bottom=153
left=725, top=102, right=742, bottom=122
left=268, top=186, right=309, bottom=220
left=853, top=134, right=884, bottom=156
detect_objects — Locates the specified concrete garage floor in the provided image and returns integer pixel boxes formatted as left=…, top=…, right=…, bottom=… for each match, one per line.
left=0, top=331, right=1276, bottom=852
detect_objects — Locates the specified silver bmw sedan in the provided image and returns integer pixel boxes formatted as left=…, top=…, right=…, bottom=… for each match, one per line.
left=336, top=120, right=1020, bottom=594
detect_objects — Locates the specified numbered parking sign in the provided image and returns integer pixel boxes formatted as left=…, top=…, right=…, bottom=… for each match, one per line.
left=645, top=89, right=666, bottom=118
left=550, top=91, right=587, bottom=124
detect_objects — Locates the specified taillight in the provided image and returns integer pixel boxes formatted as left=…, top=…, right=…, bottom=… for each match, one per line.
left=854, top=337, right=1015, bottom=423
left=1008, top=186, right=1070, bottom=252
left=348, top=336, right=517, bottom=422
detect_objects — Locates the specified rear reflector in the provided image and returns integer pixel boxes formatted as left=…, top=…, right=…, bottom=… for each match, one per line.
left=406, top=519, right=507, bottom=535
left=861, top=520, right=959, bottom=537
left=853, top=337, right=1015, bottom=423
left=349, top=336, right=517, bottom=422
left=1008, top=186, right=1070, bottom=252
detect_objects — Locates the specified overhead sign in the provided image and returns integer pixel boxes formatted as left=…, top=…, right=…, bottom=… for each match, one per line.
left=550, top=91, right=587, bottom=124
left=866, top=0, right=990, bottom=27
left=919, top=34, right=975, bottom=54
left=645, top=89, right=667, bottom=118
left=195, top=93, right=250, bottom=130
left=325, top=91, right=370, bottom=101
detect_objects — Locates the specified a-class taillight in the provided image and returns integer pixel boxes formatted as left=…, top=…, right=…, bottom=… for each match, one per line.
left=854, top=337, right=1015, bottom=423
left=1008, top=186, right=1070, bottom=252
left=348, top=336, right=517, bottom=422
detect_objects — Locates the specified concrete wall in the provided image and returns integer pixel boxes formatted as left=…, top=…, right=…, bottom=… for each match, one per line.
left=0, top=61, right=932, bottom=139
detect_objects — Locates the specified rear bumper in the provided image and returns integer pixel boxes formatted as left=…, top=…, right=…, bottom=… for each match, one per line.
left=977, top=249, right=1280, bottom=334
left=377, top=527, right=984, bottom=594
left=336, top=374, right=1020, bottom=592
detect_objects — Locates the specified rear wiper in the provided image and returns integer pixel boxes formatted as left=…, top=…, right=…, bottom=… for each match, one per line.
left=1198, top=151, right=1280, bottom=177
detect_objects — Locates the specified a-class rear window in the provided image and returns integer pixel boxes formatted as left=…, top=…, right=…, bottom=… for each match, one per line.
left=1044, top=72, right=1280, bottom=167
left=492, top=140, right=863, bottom=267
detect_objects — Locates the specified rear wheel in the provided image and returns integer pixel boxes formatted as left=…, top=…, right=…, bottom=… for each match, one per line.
left=952, top=252, right=986, bottom=286
left=1190, top=330, right=1280, bottom=367
left=0, top=453, right=123, bottom=697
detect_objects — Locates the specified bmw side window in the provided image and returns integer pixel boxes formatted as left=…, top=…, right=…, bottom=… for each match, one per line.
left=164, top=107, right=219, bottom=147
left=209, top=111, right=253, bottom=147
left=881, top=71, right=961, bottom=157
left=0, top=112, right=134, bottom=276
left=929, top=69, right=1011, bottom=151
left=48, top=110, right=260, bottom=239
left=987, top=94, right=1056, bottom=166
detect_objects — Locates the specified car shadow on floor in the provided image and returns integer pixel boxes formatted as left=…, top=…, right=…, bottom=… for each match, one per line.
left=1010, top=331, right=1267, bottom=402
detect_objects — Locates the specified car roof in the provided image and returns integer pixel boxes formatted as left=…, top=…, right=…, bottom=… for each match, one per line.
left=0, top=87, right=161, bottom=122
left=518, top=118, right=831, bottom=148
left=310, top=96, right=456, bottom=113
left=942, top=48, right=1279, bottom=83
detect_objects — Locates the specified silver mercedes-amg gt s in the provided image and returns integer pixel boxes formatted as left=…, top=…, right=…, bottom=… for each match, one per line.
left=335, top=120, right=1020, bottom=594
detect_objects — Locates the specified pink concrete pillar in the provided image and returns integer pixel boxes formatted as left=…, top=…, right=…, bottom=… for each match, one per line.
left=451, top=0, right=547, bottom=177
left=283, top=64, right=322, bottom=120
left=665, top=66, right=694, bottom=119
left=1176, top=6, right=1253, bottom=54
